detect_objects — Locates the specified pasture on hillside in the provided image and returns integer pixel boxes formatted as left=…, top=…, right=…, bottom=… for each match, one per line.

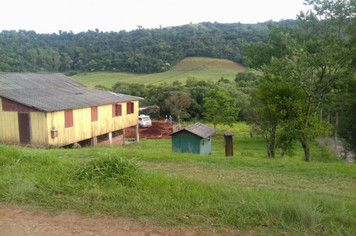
left=71, top=57, right=246, bottom=88
left=0, top=122, right=355, bottom=236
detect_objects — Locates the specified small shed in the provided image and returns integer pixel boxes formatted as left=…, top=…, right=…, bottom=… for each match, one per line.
left=169, top=122, right=216, bottom=155
left=222, top=130, right=234, bottom=157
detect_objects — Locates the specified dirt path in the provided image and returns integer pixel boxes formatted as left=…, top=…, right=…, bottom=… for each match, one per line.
left=126, top=120, right=177, bottom=140
left=0, top=205, right=240, bottom=236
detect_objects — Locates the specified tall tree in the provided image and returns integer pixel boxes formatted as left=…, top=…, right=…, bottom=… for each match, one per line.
left=244, top=0, right=355, bottom=161
left=248, top=80, right=306, bottom=158
left=165, top=91, right=191, bottom=124
left=203, top=87, right=239, bottom=131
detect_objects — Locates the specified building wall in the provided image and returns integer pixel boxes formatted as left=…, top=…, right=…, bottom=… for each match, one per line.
left=172, top=131, right=201, bottom=154
left=171, top=131, right=212, bottom=155
left=30, top=112, right=49, bottom=146
left=200, top=136, right=212, bottom=155
left=0, top=97, right=139, bottom=147
left=47, top=101, right=139, bottom=147
left=0, top=97, right=48, bottom=145
left=0, top=97, right=20, bottom=143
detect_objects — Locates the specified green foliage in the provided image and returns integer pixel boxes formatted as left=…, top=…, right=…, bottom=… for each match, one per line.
left=72, top=153, right=141, bottom=187
left=203, top=87, right=239, bottom=129
left=64, top=71, right=78, bottom=76
left=244, top=0, right=356, bottom=161
left=72, top=58, right=244, bottom=88
left=93, top=84, right=110, bottom=91
left=0, top=132, right=356, bottom=235
left=235, top=71, right=260, bottom=84
left=248, top=80, right=303, bottom=158
left=0, top=21, right=278, bottom=73
left=165, top=91, right=191, bottom=123
left=112, top=82, right=147, bottom=97
left=337, top=77, right=356, bottom=153
left=313, top=145, right=344, bottom=163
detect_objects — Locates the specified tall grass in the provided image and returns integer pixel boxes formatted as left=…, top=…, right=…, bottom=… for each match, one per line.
left=0, top=126, right=355, bottom=236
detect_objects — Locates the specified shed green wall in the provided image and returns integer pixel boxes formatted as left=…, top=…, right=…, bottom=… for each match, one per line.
left=171, top=130, right=212, bottom=155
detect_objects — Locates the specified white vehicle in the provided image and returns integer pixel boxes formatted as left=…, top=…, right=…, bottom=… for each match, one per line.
left=138, top=115, right=152, bottom=128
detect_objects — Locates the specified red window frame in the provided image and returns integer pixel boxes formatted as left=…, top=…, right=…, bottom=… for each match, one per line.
left=112, top=104, right=122, bottom=117
left=91, top=106, right=98, bottom=122
left=64, top=110, right=73, bottom=128
left=126, top=102, right=134, bottom=114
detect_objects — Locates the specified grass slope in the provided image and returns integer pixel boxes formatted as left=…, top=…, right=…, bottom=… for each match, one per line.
left=71, top=57, right=246, bottom=88
left=1, top=123, right=355, bottom=235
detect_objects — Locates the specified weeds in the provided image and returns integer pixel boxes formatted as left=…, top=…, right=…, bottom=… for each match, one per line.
left=72, top=152, right=141, bottom=187
left=0, top=126, right=355, bottom=236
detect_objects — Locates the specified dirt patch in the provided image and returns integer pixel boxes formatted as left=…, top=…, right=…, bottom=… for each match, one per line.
left=208, top=59, right=246, bottom=71
left=171, top=57, right=246, bottom=72
left=0, top=204, right=240, bottom=236
left=126, top=121, right=178, bottom=139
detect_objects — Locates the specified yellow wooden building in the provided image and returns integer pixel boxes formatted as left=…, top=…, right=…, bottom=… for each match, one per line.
left=0, top=73, right=142, bottom=147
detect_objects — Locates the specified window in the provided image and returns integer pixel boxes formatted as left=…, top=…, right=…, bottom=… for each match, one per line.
left=91, top=106, right=98, bottom=122
left=126, top=102, right=134, bottom=114
left=65, top=110, right=73, bottom=128
left=112, top=104, right=122, bottom=117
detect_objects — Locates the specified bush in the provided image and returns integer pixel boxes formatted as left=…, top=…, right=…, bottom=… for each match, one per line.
left=72, top=152, right=142, bottom=187
left=64, top=71, right=78, bottom=76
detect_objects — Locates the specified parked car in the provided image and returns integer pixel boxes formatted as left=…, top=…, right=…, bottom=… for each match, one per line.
left=138, top=115, right=152, bottom=128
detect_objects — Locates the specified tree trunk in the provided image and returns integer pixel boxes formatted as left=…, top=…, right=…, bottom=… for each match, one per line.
left=301, top=139, right=311, bottom=162
left=327, top=110, right=330, bottom=139
left=280, top=139, right=293, bottom=158
left=334, top=112, right=338, bottom=151
left=267, top=124, right=277, bottom=158
left=280, top=148, right=286, bottom=158
left=267, top=143, right=275, bottom=158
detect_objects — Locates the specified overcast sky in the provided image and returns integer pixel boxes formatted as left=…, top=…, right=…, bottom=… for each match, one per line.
left=1, top=0, right=309, bottom=34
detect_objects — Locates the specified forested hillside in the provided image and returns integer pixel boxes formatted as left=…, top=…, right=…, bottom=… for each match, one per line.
left=0, top=20, right=295, bottom=73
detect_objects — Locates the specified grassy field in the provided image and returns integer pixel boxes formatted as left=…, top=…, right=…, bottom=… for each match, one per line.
left=71, top=57, right=246, bottom=88
left=1, top=123, right=355, bottom=235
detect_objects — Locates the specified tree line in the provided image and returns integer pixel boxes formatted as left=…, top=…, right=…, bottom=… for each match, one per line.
left=2, top=0, right=355, bottom=162
left=96, top=74, right=250, bottom=127
left=0, top=21, right=298, bottom=73
left=244, top=0, right=356, bottom=161
left=104, top=0, right=356, bottom=162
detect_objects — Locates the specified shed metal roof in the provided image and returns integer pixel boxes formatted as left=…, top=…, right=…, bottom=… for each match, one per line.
left=169, top=122, right=216, bottom=138
left=0, top=73, right=142, bottom=112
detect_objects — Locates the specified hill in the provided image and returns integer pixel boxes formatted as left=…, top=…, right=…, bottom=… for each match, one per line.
left=0, top=21, right=275, bottom=74
left=71, top=57, right=246, bottom=88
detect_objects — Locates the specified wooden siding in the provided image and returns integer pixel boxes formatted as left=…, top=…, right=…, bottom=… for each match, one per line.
left=1, top=97, right=39, bottom=112
left=30, top=112, right=48, bottom=146
left=171, top=130, right=212, bottom=155
left=0, top=97, right=20, bottom=143
left=47, top=101, right=139, bottom=147
left=0, top=97, right=48, bottom=145
left=0, top=97, right=139, bottom=147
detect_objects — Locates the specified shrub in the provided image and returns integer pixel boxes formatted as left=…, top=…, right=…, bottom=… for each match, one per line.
left=71, top=152, right=141, bottom=187
left=65, top=71, right=78, bottom=76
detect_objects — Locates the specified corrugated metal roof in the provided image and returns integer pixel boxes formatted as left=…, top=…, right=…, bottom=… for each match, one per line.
left=169, top=122, right=216, bottom=138
left=0, top=73, right=142, bottom=112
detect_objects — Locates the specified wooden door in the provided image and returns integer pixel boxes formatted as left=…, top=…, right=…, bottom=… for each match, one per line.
left=18, top=113, right=31, bottom=144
